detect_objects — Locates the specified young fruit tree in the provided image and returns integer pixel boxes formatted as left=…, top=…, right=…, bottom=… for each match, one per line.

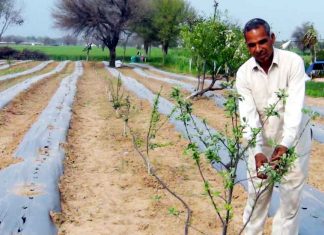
left=181, top=18, right=249, bottom=98
left=170, top=87, right=316, bottom=234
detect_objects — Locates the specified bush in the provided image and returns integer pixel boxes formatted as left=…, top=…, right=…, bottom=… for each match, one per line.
left=0, top=46, right=49, bottom=60
left=0, top=47, right=17, bottom=58
left=16, top=49, right=49, bottom=60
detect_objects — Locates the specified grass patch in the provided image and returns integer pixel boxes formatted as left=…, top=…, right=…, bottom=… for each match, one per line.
left=8, top=45, right=164, bottom=61
left=7, top=45, right=196, bottom=75
left=306, top=81, right=324, bottom=97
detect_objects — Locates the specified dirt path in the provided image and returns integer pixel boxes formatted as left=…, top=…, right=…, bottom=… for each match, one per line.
left=0, top=62, right=74, bottom=170
left=57, top=62, right=274, bottom=234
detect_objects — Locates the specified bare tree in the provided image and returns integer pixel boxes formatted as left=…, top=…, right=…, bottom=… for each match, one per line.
left=53, top=0, right=142, bottom=67
left=0, top=0, right=24, bottom=41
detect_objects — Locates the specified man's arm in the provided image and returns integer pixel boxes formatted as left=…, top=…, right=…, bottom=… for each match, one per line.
left=236, top=68, right=263, bottom=156
left=271, top=56, right=306, bottom=161
left=236, top=68, right=267, bottom=178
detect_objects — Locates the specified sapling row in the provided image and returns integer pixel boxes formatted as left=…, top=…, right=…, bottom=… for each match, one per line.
left=170, top=86, right=317, bottom=235
left=106, top=75, right=192, bottom=235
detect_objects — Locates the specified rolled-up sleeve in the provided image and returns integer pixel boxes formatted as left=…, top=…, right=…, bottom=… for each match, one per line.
left=280, top=57, right=305, bottom=148
left=236, top=68, right=263, bottom=156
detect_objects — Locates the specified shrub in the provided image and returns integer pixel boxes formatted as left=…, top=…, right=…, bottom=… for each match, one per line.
left=0, top=46, right=49, bottom=60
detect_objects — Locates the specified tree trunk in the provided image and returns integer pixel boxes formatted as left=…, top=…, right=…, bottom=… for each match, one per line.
left=162, top=42, right=169, bottom=55
left=109, top=47, right=116, bottom=67
left=162, top=42, right=169, bottom=65
left=144, top=41, right=149, bottom=56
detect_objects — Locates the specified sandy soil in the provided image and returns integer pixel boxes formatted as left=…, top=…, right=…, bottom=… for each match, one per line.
left=0, top=61, right=59, bottom=92
left=0, top=62, right=74, bottom=170
left=55, top=62, right=275, bottom=235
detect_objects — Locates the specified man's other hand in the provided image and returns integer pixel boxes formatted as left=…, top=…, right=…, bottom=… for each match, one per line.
left=255, top=153, right=268, bottom=179
left=270, top=145, right=288, bottom=168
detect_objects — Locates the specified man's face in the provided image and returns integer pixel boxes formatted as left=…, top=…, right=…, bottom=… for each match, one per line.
left=245, top=26, right=275, bottom=65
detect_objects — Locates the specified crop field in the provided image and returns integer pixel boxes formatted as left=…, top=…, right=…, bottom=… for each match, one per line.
left=0, top=60, right=324, bottom=234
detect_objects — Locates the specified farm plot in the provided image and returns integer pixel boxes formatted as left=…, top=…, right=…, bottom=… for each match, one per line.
left=0, top=60, right=32, bottom=71
left=122, top=65, right=324, bottom=193
left=0, top=61, right=43, bottom=77
left=0, top=61, right=323, bottom=234
left=0, top=61, right=58, bottom=92
left=56, top=62, right=262, bottom=235
left=52, top=62, right=324, bottom=234
left=0, top=61, right=82, bottom=234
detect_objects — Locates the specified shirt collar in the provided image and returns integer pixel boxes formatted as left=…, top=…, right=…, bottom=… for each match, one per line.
left=251, top=47, right=279, bottom=71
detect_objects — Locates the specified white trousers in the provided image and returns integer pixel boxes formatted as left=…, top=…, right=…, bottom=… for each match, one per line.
left=243, top=146, right=310, bottom=235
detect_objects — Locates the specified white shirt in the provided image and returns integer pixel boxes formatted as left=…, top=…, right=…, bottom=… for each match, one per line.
left=236, top=48, right=311, bottom=156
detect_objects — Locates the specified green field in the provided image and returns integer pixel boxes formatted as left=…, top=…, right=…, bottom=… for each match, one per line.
left=8, top=45, right=193, bottom=74
left=7, top=44, right=313, bottom=77
left=306, top=81, right=324, bottom=97
left=10, top=45, right=164, bottom=61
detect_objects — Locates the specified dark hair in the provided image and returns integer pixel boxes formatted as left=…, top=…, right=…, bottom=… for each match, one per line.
left=243, top=18, right=271, bottom=36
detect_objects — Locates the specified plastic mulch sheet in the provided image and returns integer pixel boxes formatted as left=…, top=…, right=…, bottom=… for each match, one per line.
left=131, top=65, right=226, bottom=108
left=105, top=63, right=324, bottom=234
left=0, top=60, right=32, bottom=71
left=0, top=61, right=83, bottom=235
left=0, top=60, right=53, bottom=82
left=131, top=64, right=324, bottom=143
left=0, top=61, right=69, bottom=110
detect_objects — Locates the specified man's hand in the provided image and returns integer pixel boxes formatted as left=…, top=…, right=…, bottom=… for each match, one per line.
left=255, top=153, right=268, bottom=179
left=270, top=145, right=288, bottom=168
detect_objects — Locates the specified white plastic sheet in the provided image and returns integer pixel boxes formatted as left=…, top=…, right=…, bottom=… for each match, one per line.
left=0, top=60, right=33, bottom=71
left=132, top=66, right=226, bottom=108
left=0, top=61, right=69, bottom=109
left=0, top=60, right=53, bottom=82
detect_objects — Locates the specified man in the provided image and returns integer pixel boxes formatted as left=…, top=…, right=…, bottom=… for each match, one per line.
left=236, top=18, right=312, bottom=235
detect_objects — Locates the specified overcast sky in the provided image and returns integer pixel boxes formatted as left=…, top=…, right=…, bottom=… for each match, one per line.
left=6, top=0, right=324, bottom=41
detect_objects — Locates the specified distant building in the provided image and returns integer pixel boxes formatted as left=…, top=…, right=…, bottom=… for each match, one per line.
left=20, top=42, right=44, bottom=46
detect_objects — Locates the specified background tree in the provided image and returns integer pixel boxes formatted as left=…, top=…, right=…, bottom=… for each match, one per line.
left=302, top=25, right=318, bottom=62
left=53, top=0, right=143, bottom=67
left=152, top=0, right=196, bottom=62
left=292, top=22, right=315, bottom=52
left=181, top=17, right=248, bottom=97
left=128, top=0, right=158, bottom=57
left=0, top=0, right=24, bottom=41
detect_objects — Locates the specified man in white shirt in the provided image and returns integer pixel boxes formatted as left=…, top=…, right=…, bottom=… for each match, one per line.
left=236, top=18, right=312, bottom=235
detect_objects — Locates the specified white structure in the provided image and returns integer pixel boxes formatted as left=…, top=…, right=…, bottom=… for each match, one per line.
left=281, top=40, right=291, bottom=50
